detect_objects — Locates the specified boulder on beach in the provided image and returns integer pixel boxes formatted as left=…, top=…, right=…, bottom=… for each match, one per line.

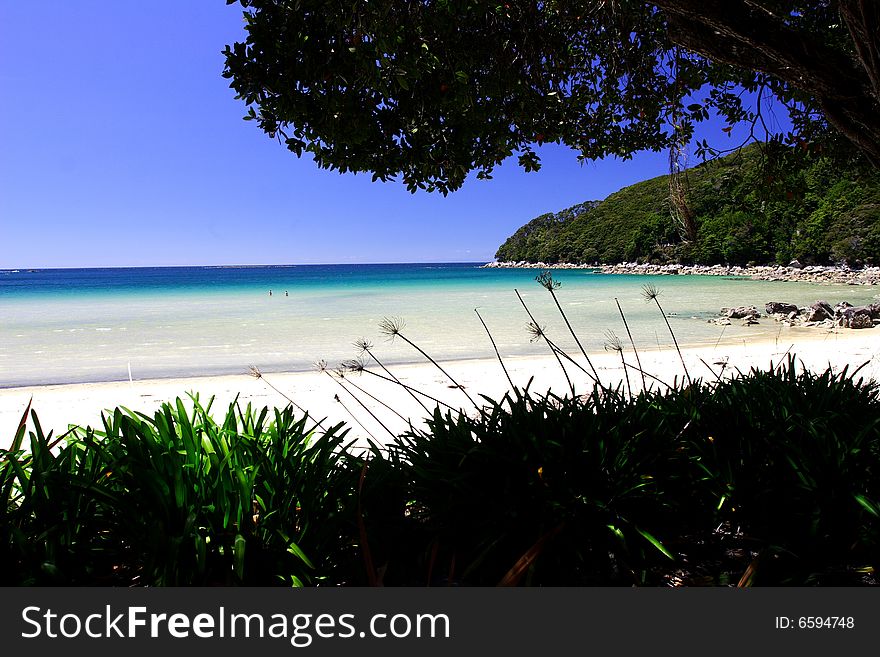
left=765, top=301, right=799, bottom=315
left=849, top=314, right=874, bottom=329
left=841, top=306, right=873, bottom=326
left=722, top=306, right=761, bottom=319
left=805, top=301, right=834, bottom=322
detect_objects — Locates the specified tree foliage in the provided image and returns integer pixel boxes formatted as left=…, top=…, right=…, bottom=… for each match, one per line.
left=494, top=144, right=880, bottom=266
left=223, top=1, right=880, bottom=194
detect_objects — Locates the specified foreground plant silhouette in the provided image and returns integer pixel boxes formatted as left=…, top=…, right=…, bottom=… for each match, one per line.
left=5, top=356, right=880, bottom=586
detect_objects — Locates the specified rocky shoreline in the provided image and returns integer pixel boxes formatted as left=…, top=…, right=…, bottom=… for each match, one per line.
left=483, top=261, right=880, bottom=286
left=710, top=300, right=880, bottom=330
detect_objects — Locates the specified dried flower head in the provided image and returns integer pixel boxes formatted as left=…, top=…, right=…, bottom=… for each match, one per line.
left=341, top=357, right=366, bottom=374
left=603, top=330, right=623, bottom=353
left=315, top=359, right=328, bottom=372
left=536, top=270, right=561, bottom=291
left=378, top=316, right=406, bottom=340
left=641, top=284, right=661, bottom=301
left=526, top=321, right=546, bottom=343
left=353, top=337, right=373, bottom=353
left=247, top=365, right=263, bottom=379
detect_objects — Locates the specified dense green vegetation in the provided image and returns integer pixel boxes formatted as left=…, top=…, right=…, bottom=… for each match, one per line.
left=495, top=145, right=880, bottom=266
left=1, top=398, right=360, bottom=586
left=4, top=358, right=879, bottom=586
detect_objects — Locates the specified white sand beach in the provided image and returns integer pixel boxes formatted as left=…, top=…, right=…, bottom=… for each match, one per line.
left=3, top=326, right=878, bottom=449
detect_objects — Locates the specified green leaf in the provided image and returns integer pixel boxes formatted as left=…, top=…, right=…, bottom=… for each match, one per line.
left=233, top=534, right=247, bottom=580
left=174, top=471, right=186, bottom=508
left=854, top=494, right=879, bottom=517
left=636, top=527, right=674, bottom=560
left=288, top=541, right=315, bottom=569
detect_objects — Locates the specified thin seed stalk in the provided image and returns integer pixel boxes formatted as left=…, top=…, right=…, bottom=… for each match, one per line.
left=548, top=286, right=602, bottom=385
left=320, top=370, right=397, bottom=440
left=332, top=393, right=379, bottom=443
left=617, top=350, right=632, bottom=399
left=358, top=367, right=460, bottom=413
left=364, top=347, right=431, bottom=415
left=475, top=308, right=515, bottom=391
left=652, top=296, right=692, bottom=386
left=339, top=373, right=411, bottom=425
left=515, top=289, right=575, bottom=397
left=394, top=331, right=483, bottom=415
left=250, top=370, right=327, bottom=432
left=624, top=361, right=671, bottom=390
left=615, top=297, right=647, bottom=392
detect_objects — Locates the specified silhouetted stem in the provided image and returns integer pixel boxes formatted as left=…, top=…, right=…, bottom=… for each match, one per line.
left=357, top=367, right=460, bottom=414
left=652, top=297, right=692, bottom=386
left=252, top=373, right=327, bottom=432
left=550, top=341, right=670, bottom=391
left=475, top=308, right=515, bottom=391
left=364, top=347, right=431, bottom=415
left=623, top=362, right=671, bottom=390
left=394, top=331, right=483, bottom=415
left=321, top=370, right=397, bottom=440
left=699, top=358, right=726, bottom=385
left=339, top=374, right=411, bottom=425
left=547, top=286, right=602, bottom=385
left=332, top=393, right=379, bottom=444
left=615, top=298, right=647, bottom=392
left=618, top=350, right=632, bottom=399
left=515, top=289, right=576, bottom=397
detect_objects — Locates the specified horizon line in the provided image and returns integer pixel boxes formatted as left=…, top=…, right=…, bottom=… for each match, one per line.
left=0, top=260, right=494, bottom=272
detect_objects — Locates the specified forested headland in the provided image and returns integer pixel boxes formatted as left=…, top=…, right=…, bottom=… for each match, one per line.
left=495, top=145, right=880, bottom=267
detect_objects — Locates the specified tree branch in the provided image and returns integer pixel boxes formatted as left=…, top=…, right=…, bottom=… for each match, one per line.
left=652, top=0, right=880, bottom=165
left=839, top=0, right=880, bottom=104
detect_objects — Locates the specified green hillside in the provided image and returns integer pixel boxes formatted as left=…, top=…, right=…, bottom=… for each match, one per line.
left=495, top=146, right=880, bottom=266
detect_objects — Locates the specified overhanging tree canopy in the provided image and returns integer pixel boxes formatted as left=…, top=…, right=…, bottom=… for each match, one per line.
left=222, top=1, right=880, bottom=194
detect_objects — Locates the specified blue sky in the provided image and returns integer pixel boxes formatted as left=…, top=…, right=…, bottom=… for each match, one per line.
left=1, top=2, right=774, bottom=268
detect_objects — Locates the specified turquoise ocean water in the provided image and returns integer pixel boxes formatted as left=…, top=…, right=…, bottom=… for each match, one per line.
left=1, top=263, right=877, bottom=387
